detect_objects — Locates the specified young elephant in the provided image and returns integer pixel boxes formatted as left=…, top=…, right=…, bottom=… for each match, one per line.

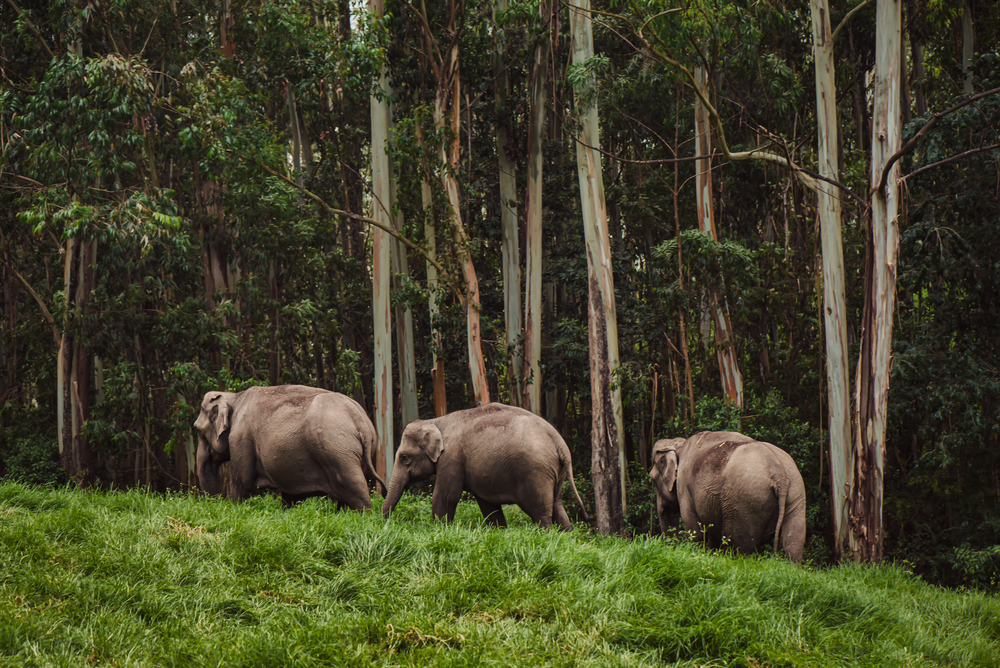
left=381, top=403, right=588, bottom=529
left=649, top=431, right=806, bottom=562
left=194, top=385, right=387, bottom=509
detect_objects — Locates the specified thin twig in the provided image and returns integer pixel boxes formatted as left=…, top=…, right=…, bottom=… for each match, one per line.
left=901, top=143, right=1000, bottom=183
left=876, top=86, right=1000, bottom=195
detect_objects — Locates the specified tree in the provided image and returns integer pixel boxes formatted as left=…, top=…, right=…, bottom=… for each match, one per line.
left=370, top=0, right=395, bottom=485
left=570, top=0, right=625, bottom=533
left=810, top=0, right=852, bottom=563
left=851, top=0, right=902, bottom=563
left=693, top=64, right=743, bottom=408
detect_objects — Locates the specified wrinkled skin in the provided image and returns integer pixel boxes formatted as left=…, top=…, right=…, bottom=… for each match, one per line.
left=193, top=385, right=386, bottom=509
left=381, top=404, right=588, bottom=529
left=649, top=431, right=806, bottom=562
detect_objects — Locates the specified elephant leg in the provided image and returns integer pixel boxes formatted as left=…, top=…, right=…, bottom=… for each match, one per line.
left=553, top=500, right=572, bottom=531
left=476, top=499, right=508, bottom=527
left=336, top=466, right=373, bottom=512
left=780, top=509, right=806, bottom=563
left=519, top=488, right=555, bottom=529
left=431, top=482, right=462, bottom=523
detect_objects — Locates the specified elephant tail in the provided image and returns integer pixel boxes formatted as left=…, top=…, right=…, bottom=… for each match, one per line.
left=362, top=429, right=389, bottom=497
left=560, top=449, right=590, bottom=523
left=773, top=477, right=789, bottom=555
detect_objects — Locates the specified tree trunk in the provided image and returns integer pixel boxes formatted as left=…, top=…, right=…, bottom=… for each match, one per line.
left=435, top=30, right=490, bottom=407
left=672, top=85, right=695, bottom=422
left=693, top=65, right=743, bottom=407
left=390, top=190, right=419, bottom=428
left=522, top=0, right=552, bottom=414
left=494, top=0, right=523, bottom=406
left=571, top=0, right=624, bottom=533
left=417, top=123, right=447, bottom=417
left=370, top=0, right=394, bottom=484
left=811, top=0, right=853, bottom=562
left=963, top=0, right=974, bottom=95
left=851, top=0, right=902, bottom=564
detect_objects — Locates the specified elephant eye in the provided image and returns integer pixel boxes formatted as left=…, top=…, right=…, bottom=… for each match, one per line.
left=400, top=455, right=410, bottom=465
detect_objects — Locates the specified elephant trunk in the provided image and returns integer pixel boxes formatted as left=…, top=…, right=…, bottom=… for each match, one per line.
left=196, top=440, right=222, bottom=496
left=381, top=470, right=407, bottom=518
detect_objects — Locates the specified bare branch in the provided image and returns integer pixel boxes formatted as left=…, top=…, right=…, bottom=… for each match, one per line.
left=5, top=0, right=55, bottom=60
left=832, top=0, right=874, bottom=44
left=901, top=143, right=1000, bottom=184
left=877, top=86, right=1000, bottom=194
left=11, top=265, right=61, bottom=347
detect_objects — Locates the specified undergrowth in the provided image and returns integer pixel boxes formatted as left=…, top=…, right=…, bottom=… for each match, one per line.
left=0, top=483, right=997, bottom=667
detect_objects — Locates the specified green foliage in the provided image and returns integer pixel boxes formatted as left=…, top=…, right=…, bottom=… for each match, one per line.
left=1, top=485, right=998, bottom=666
left=0, top=437, right=68, bottom=487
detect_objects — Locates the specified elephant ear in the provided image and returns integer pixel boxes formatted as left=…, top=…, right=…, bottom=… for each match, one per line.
left=650, top=438, right=682, bottom=492
left=422, top=424, right=444, bottom=463
left=210, top=394, right=230, bottom=438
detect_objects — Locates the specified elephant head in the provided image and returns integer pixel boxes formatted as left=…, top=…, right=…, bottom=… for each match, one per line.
left=382, top=421, right=443, bottom=517
left=649, top=437, right=685, bottom=531
left=193, top=392, right=232, bottom=495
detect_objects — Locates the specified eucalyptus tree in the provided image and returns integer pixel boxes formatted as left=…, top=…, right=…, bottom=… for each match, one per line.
left=370, top=0, right=396, bottom=482
left=521, top=0, right=556, bottom=414
left=570, top=0, right=626, bottom=533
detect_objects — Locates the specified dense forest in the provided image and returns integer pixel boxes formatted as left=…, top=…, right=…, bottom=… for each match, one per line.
left=2, top=0, right=999, bottom=588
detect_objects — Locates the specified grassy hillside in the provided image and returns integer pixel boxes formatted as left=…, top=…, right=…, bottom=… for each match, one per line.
left=0, top=483, right=997, bottom=667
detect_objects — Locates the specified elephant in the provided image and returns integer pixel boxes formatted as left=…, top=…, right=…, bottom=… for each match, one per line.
left=381, top=403, right=588, bottom=529
left=194, top=385, right=387, bottom=510
left=649, top=431, right=806, bottom=562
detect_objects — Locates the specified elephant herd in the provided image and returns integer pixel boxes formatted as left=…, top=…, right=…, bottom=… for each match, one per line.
left=194, top=384, right=807, bottom=562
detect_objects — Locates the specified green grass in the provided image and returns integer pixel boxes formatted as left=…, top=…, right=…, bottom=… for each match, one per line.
left=0, top=483, right=997, bottom=667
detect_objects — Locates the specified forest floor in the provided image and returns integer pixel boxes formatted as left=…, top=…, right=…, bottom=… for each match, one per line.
left=0, top=482, right=997, bottom=667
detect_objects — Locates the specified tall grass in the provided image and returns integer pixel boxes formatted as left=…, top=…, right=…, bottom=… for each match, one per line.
left=0, top=482, right=997, bottom=667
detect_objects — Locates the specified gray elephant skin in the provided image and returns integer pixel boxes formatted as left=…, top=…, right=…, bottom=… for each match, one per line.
left=649, top=431, right=806, bottom=562
left=381, top=403, right=588, bottom=529
left=194, top=385, right=386, bottom=509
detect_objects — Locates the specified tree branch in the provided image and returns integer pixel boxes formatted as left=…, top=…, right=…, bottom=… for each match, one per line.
left=876, top=86, right=1000, bottom=195
left=831, top=0, right=874, bottom=44
left=5, top=0, right=55, bottom=60
left=901, top=143, right=1000, bottom=184
left=11, top=264, right=61, bottom=347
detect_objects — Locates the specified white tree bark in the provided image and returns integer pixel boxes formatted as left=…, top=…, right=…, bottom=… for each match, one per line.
left=416, top=124, right=447, bottom=417
left=370, top=0, right=394, bottom=485
left=571, top=0, right=625, bottom=531
left=811, top=0, right=853, bottom=562
left=693, top=65, right=743, bottom=408
left=494, top=0, right=523, bottom=406
left=521, top=0, right=551, bottom=414
left=388, top=92, right=419, bottom=428
left=852, top=0, right=902, bottom=563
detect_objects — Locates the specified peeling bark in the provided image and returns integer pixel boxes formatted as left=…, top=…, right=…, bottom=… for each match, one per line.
left=811, top=0, right=853, bottom=562
left=495, top=0, right=523, bottom=407
left=522, top=0, right=553, bottom=414
left=851, top=0, right=901, bottom=563
left=571, top=0, right=625, bottom=532
left=370, top=0, right=394, bottom=482
left=693, top=66, right=743, bottom=407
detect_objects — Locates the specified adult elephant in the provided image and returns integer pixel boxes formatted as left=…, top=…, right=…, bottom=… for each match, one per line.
left=194, top=385, right=386, bottom=510
left=381, top=403, right=588, bottom=529
left=649, top=431, right=806, bottom=562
